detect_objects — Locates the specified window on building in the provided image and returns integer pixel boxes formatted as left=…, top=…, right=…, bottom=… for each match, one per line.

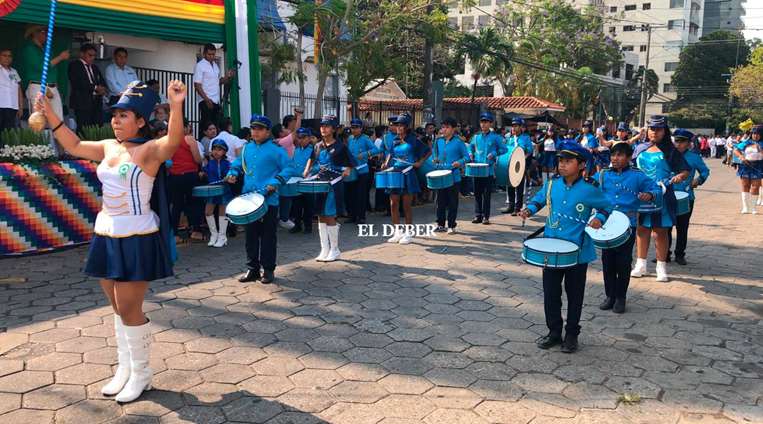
left=462, top=16, right=474, bottom=31
left=662, top=103, right=671, bottom=113
left=640, top=45, right=647, bottom=52
left=479, top=0, right=492, bottom=6
left=609, top=26, right=617, bottom=33
left=478, top=15, right=490, bottom=28
left=622, top=45, right=634, bottom=51
left=642, top=3, right=651, bottom=9
left=670, top=0, right=684, bottom=8
left=664, top=62, right=679, bottom=71
left=663, top=83, right=675, bottom=93
left=610, top=6, right=617, bottom=12
left=625, top=4, right=637, bottom=11
left=496, top=0, right=506, bottom=4
left=447, top=17, right=458, bottom=29
left=667, top=19, right=684, bottom=30
left=623, top=25, right=636, bottom=31
left=626, top=64, right=634, bottom=80
left=689, top=23, right=699, bottom=35
left=613, top=66, right=622, bottom=79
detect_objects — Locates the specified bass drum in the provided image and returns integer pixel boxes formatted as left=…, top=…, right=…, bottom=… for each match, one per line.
left=496, top=146, right=525, bottom=188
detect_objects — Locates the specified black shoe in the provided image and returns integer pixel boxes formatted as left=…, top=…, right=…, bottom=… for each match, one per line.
left=599, top=297, right=615, bottom=310
left=560, top=335, right=579, bottom=353
left=358, top=218, right=366, bottom=225
left=482, top=218, right=491, bottom=225
left=434, top=226, right=447, bottom=233
left=675, top=256, right=687, bottom=265
left=472, top=216, right=483, bottom=224
left=239, top=269, right=260, bottom=283
left=613, top=298, right=626, bottom=314
left=303, top=227, right=312, bottom=234
left=536, top=333, right=562, bottom=349
left=510, top=211, right=519, bottom=216
left=261, top=270, right=275, bottom=284
left=289, top=226, right=303, bottom=234
left=500, top=207, right=512, bottom=214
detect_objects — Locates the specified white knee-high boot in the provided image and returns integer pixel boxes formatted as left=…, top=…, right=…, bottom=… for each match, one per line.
left=325, top=224, right=341, bottom=261
left=206, top=215, right=218, bottom=247
left=101, top=315, right=130, bottom=395
left=631, top=258, right=648, bottom=277
left=741, top=192, right=751, bottom=214
left=115, top=320, right=152, bottom=403
left=214, top=217, right=229, bottom=247
left=316, top=223, right=330, bottom=261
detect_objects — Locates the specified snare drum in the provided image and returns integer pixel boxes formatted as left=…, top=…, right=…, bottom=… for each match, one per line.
left=226, top=192, right=268, bottom=225
left=297, top=180, right=332, bottom=194
left=279, top=177, right=302, bottom=197
left=675, top=191, right=690, bottom=215
left=585, top=210, right=631, bottom=249
left=522, top=238, right=580, bottom=268
left=376, top=170, right=404, bottom=189
left=465, top=163, right=490, bottom=178
left=192, top=184, right=225, bottom=198
left=426, top=170, right=454, bottom=190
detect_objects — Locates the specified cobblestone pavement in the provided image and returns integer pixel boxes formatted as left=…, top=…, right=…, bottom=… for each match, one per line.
left=1, top=159, right=761, bottom=424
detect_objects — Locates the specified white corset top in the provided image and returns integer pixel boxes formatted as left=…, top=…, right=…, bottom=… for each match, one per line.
left=94, top=161, right=159, bottom=237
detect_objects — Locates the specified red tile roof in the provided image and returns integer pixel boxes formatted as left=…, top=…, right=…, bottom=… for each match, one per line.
left=358, top=96, right=565, bottom=112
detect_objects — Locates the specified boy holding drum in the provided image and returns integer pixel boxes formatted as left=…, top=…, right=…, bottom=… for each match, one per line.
left=519, top=142, right=612, bottom=353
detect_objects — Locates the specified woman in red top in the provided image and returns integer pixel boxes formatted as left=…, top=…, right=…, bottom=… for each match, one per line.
left=168, top=119, right=204, bottom=241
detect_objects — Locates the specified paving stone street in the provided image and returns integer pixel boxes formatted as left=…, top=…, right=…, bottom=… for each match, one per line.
left=0, top=159, right=761, bottom=424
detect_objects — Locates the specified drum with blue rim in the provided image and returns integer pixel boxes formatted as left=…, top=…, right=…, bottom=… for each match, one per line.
left=376, top=170, right=404, bottom=189
left=465, top=163, right=490, bottom=178
left=192, top=184, right=225, bottom=198
left=426, top=170, right=454, bottom=190
left=226, top=192, right=268, bottom=225
left=297, top=180, right=332, bottom=194
left=522, top=238, right=580, bottom=268
left=585, top=210, right=631, bottom=249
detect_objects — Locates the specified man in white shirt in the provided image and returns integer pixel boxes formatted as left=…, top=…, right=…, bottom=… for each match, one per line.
left=0, top=48, right=23, bottom=132
left=104, top=47, right=138, bottom=106
left=193, top=44, right=234, bottom=132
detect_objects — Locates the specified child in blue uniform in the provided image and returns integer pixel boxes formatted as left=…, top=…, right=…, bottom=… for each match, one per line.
left=384, top=113, right=431, bottom=244
left=520, top=142, right=613, bottom=353
left=593, top=141, right=661, bottom=313
left=432, top=117, right=471, bottom=233
left=733, top=124, right=763, bottom=214
left=631, top=116, right=690, bottom=282
left=288, top=128, right=315, bottom=234
left=502, top=117, right=534, bottom=215
left=575, top=120, right=598, bottom=176
left=346, top=118, right=380, bottom=224
left=201, top=139, right=233, bottom=247
left=225, top=115, right=291, bottom=284
left=304, top=116, right=354, bottom=261
left=468, top=112, right=506, bottom=225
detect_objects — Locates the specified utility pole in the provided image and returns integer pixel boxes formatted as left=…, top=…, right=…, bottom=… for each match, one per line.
left=725, top=34, right=742, bottom=135
left=638, top=24, right=652, bottom=127
left=422, top=1, right=435, bottom=124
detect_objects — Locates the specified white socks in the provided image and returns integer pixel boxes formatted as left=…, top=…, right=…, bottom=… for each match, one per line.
left=631, top=258, right=647, bottom=277
left=656, top=261, right=669, bottom=282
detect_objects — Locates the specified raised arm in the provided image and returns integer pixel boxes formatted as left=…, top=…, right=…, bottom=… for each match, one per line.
left=151, top=80, right=187, bottom=162
left=34, top=93, right=104, bottom=161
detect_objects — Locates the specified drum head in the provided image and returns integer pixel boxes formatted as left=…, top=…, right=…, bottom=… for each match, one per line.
left=427, top=170, right=452, bottom=178
left=227, top=193, right=265, bottom=216
left=468, top=163, right=488, bottom=168
left=524, top=237, right=579, bottom=253
left=509, top=147, right=526, bottom=187
left=585, top=211, right=630, bottom=242
left=675, top=191, right=689, bottom=200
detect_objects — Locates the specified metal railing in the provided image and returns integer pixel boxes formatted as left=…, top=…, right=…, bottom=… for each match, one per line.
left=135, top=66, right=200, bottom=132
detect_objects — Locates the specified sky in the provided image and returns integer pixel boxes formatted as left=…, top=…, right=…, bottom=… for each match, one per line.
left=743, top=2, right=763, bottom=41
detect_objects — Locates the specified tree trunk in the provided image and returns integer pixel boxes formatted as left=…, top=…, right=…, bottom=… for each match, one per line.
left=422, top=3, right=434, bottom=122
left=315, top=66, right=329, bottom=118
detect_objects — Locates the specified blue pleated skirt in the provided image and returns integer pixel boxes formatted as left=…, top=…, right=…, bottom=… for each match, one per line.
left=84, top=231, right=174, bottom=282
left=737, top=160, right=763, bottom=180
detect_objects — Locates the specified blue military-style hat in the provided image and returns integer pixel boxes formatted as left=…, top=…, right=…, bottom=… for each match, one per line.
left=557, top=141, right=592, bottom=162
left=751, top=124, right=763, bottom=135
left=617, top=121, right=629, bottom=132
left=110, top=81, right=159, bottom=119
left=387, top=115, right=398, bottom=123
left=479, top=112, right=494, bottom=122
left=582, top=120, right=593, bottom=128
left=210, top=138, right=229, bottom=152
left=647, top=115, right=668, bottom=129
left=673, top=128, right=694, bottom=141
left=320, top=115, right=338, bottom=127
left=350, top=118, right=363, bottom=127
left=250, top=114, right=272, bottom=129
left=394, top=114, right=412, bottom=127
left=296, top=127, right=312, bottom=137
left=511, top=117, right=525, bottom=126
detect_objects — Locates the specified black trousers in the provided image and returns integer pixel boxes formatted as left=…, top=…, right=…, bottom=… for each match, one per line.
left=168, top=172, right=202, bottom=232
left=543, top=263, right=588, bottom=337
left=345, top=173, right=369, bottom=220
left=473, top=177, right=493, bottom=218
left=436, top=185, right=460, bottom=228
left=460, top=176, right=473, bottom=196
left=507, top=176, right=526, bottom=211
left=0, top=108, right=19, bottom=132
left=601, top=231, right=636, bottom=300
left=668, top=199, right=694, bottom=258
left=198, top=100, right=222, bottom=131
left=290, top=194, right=314, bottom=230
left=245, top=206, right=278, bottom=272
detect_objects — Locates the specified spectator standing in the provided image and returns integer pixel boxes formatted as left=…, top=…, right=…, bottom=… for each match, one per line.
left=0, top=48, right=23, bottom=132
left=199, top=122, right=218, bottom=157
left=68, top=43, right=107, bottom=132
left=193, top=44, right=234, bottom=132
left=168, top=119, right=204, bottom=241
left=104, top=48, right=138, bottom=106
left=20, top=24, right=69, bottom=125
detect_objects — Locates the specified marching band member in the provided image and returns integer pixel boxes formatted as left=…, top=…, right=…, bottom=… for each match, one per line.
left=669, top=129, right=709, bottom=265
left=433, top=117, right=471, bottom=233
left=733, top=124, right=763, bottom=214
left=469, top=112, right=506, bottom=225
left=288, top=128, right=316, bottom=234
left=520, top=142, right=612, bottom=353
left=630, top=116, right=690, bottom=282
left=346, top=118, right=380, bottom=225
left=384, top=113, right=431, bottom=244
left=225, top=115, right=291, bottom=284
left=201, top=139, right=233, bottom=247
left=593, top=141, right=661, bottom=313
left=35, top=80, right=186, bottom=402
left=575, top=120, right=598, bottom=175
left=304, top=116, right=354, bottom=261
left=502, top=117, right=533, bottom=215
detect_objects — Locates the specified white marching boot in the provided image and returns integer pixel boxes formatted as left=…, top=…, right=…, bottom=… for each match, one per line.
left=315, top=223, right=330, bottom=261
left=206, top=215, right=218, bottom=247
left=213, top=217, right=229, bottom=247
left=115, top=320, right=153, bottom=403
left=655, top=261, right=670, bottom=282
left=101, top=315, right=130, bottom=396
left=324, top=224, right=341, bottom=262
left=757, top=192, right=763, bottom=206
left=387, top=227, right=403, bottom=243
left=631, top=258, right=648, bottom=278
left=741, top=192, right=751, bottom=214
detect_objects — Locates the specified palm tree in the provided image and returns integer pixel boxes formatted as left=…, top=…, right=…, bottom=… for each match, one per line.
left=455, top=27, right=514, bottom=99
